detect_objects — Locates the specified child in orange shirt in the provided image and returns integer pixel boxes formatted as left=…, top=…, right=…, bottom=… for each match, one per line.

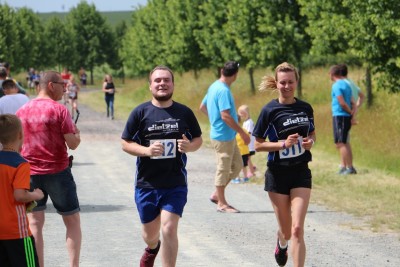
left=0, top=114, right=44, bottom=266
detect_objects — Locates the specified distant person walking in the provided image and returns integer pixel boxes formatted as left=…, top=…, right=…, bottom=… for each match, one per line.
left=61, top=67, right=71, bottom=105
left=16, top=71, right=82, bottom=267
left=78, top=67, right=87, bottom=87
left=329, top=64, right=356, bottom=175
left=102, top=74, right=115, bottom=120
left=199, top=61, right=250, bottom=213
left=121, top=65, right=202, bottom=267
left=66, top=75, right=80, bottom=120
left=253, top=62, right=316, bottom=267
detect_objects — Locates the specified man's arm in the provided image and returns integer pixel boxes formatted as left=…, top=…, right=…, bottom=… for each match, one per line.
left=336, top=95, right=352, bottom=115
left=64, top=127, right=81, bottom=150
left=199, top=103, right=208, bottom=116
left=357, top=90, right=365, bottom=108
left=121, top=139, right=165, bottom=158
left=221, top=110, right=250, bottom=144
left=177, top=134, right=203, bottom=153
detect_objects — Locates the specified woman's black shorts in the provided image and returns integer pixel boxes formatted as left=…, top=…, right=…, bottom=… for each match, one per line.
left=265, top=162, right=312, bottom=195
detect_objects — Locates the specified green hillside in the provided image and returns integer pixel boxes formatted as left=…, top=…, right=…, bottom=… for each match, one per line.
left=38, top=11, right=132, bottom=27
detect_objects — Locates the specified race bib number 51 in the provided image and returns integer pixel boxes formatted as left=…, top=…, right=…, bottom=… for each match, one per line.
left=150, top=139, right=176, bottom=159
left=279, top=136, right=304, bottom=159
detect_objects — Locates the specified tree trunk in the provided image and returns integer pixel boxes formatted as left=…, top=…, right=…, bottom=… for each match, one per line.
left=249, top=68, right=255, bottom=94
left=90, top=67, right=94, bottom=85
left=121, top=66, right=125, bottom=84
left=297, top=64, right=302, bottom=99
left=365, top=66, right=373, bottom=107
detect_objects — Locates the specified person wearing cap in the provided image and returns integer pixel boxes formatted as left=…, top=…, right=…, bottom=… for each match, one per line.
left=0, top=79, right=29, bottom=114
left=199, top=61, right=250, bottom=213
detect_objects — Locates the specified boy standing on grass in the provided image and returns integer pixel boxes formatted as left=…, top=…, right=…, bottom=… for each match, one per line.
left=0, top=114, right=44, bottom=266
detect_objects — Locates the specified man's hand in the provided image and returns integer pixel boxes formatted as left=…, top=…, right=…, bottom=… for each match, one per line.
left=178, top=134, right=190, bottom=153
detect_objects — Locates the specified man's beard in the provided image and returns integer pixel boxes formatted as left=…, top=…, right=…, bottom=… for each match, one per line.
left=154, top=92, right=173, bottom=101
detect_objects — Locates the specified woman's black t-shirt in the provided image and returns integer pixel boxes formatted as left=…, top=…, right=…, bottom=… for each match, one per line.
left=253, top=98, right=315, bottom=166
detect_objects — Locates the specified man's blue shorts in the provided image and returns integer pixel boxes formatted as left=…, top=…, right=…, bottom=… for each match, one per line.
left=30, top=167, right=80, bottom=215
left=135, top=186, right=188, bottom=224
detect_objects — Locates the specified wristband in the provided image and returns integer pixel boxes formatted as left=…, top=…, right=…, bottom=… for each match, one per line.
left=281, top=141, right=286, bottom=149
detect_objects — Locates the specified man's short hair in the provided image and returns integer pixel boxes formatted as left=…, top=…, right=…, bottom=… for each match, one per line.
left=337, top=64, right=348, bottom=77
left=0, top=114, right=22, bottom=146
left=329, top=65, right=343, bottom=77
left=148, top=65, right=174, bottom=84
left=222, top=61, right=240, bottom=77
left=2, top=79, right=16, bottom=90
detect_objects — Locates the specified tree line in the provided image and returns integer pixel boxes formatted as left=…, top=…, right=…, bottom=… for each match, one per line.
left=1, top=0, right=399, bottom=103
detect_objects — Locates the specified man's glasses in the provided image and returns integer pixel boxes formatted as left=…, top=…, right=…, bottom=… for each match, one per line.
left=51, top=81, right=64, bottom=85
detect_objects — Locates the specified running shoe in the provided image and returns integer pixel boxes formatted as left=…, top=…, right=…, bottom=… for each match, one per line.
left=337, top=166, right=346, bottom=174
left=140, top=241, right=161, bottom=267
left=343, top=166, right=357, bottom=175
left=231, top=178, right=241, bottom=184
left=242, top=177, right=250, bottom=183
left=274, top=239, right=288, bottom=267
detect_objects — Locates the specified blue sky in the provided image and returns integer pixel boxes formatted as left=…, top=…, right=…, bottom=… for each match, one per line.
left=2, top=0, right=147, bottom=12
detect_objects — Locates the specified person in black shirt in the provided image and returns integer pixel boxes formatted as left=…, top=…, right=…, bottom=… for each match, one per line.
left=102, top=74, right=116, bottom=119
left=253, top=62, right=316, bottom=267
left=121, top=65, right=202, bottom=267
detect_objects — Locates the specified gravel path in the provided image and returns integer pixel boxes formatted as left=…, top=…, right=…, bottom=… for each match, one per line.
left=41, top=103, right=400, bottom=267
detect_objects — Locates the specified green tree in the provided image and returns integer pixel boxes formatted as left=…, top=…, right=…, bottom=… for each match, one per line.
left=162, top=0, right=207, bottom=76
left=0, top=5, right=19, bottom=68
left=121, top=3, right=164, bottom=76
left=14, top=8, right=44, bottom=70
left=299, top=0, right=400, bottom=105
left=67, top=1, right=113, bottom=84
left=194, top=0, right=239, bottom=76
left=43, top=16, right=76, bottom=71
left=110, top=20, right=128, bottom=82
left=225, top=0, right=265, bottom=93
left=255, top=0, right=310, bottom=97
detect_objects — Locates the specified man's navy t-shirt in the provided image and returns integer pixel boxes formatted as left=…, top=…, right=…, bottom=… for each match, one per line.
left=121, top=101, right=202, bottom=189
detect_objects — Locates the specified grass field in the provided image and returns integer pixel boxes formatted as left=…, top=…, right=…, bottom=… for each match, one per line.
left=75, top=66, right=400, bottom=233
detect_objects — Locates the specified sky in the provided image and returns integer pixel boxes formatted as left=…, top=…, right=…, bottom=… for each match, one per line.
left=2, top=0, right=148, bottom=12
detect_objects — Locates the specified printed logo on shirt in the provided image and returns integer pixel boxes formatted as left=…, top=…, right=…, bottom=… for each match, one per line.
left=283, top=116, right=309, bottom=127
left=147, top=118, right=180, bottom=133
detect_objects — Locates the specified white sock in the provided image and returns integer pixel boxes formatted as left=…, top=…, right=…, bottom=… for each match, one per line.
left=279, top=239, right=288, bottom=249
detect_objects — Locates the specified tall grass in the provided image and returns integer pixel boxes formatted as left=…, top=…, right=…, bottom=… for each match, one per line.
left=77, top=66, right=400, bottom=232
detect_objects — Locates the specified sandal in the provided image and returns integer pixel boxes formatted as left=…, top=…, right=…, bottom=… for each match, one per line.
left=217, top=205, right=240, bottom=213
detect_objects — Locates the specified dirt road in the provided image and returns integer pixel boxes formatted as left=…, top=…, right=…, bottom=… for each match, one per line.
left=41, top=103, right=400, bottom=267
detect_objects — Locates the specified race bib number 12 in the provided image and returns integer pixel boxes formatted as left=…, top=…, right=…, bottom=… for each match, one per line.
left=150, top=139, right=176, bottom=159
left=279, top=136, right=304, bottom=159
